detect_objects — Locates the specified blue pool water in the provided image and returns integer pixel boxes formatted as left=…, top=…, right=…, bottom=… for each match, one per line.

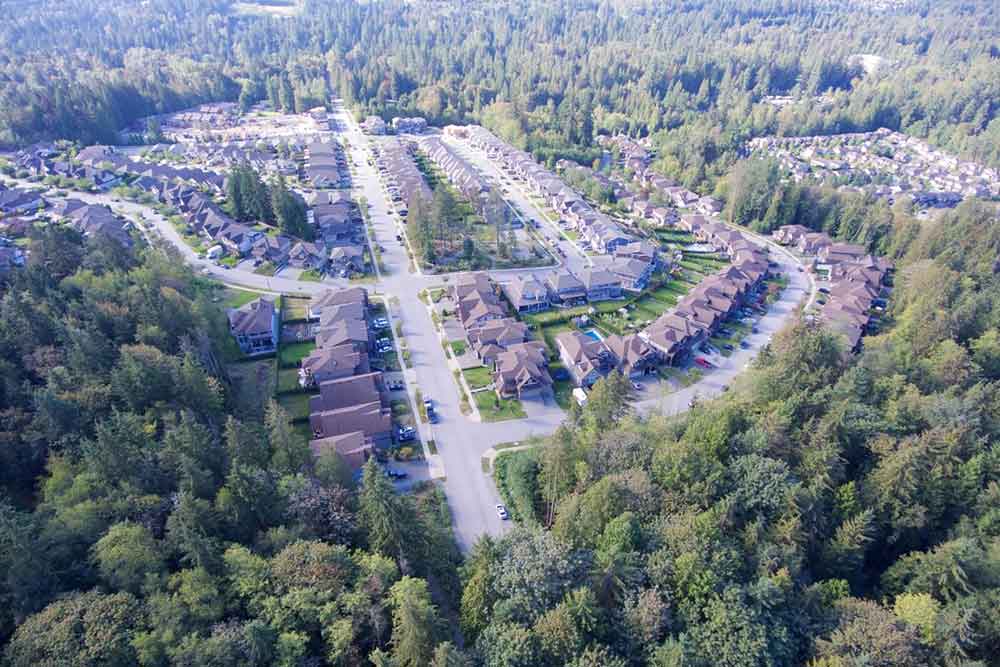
left=583, top=329, right=603, bottom=342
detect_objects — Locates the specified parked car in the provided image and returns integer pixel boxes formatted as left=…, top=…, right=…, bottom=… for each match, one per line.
left=396, top=426, right=415, bottom=442
left=739, top=340, right=750, bottom=349
left=496, top=504, right=509, bottom=520
left=384, top=468, right=408, bottom=479
left=387, top=379, right=405, bottom=391
left=694, top=357, right=713, bottom=369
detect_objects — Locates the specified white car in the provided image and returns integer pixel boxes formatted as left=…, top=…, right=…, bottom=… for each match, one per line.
left=496, top=504, right=509, bottom=520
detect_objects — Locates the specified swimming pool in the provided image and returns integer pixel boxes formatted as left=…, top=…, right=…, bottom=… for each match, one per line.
left=583, top=329, right=604, bottom=342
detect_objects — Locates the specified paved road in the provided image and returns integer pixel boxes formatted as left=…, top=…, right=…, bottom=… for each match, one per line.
left=6, top=109, right=815, bottom=552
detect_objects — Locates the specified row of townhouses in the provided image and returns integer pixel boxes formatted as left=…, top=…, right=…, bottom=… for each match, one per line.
left=371, top=137, right=433, bottom=217
left=416, top=136, right=492, bottom=209
left=302, top=287, right=394, bottom=471
left=500, top=240, right=663, bottom=316
left=305, top=140, right=351, bottom=189
left=463, top=125, right=635, bottom=254
left=773, top=224, right=894, bottom=351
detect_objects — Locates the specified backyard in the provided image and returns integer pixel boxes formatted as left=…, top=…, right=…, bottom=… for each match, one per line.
left=279, top=340, right=316, bottom=368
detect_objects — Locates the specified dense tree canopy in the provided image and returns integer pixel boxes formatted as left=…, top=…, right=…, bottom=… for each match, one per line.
left=471, top=199, right=1000, bottom=666
left=0, top=234, right=464, bottom=664
left=2, top=0, right=998, bottom=189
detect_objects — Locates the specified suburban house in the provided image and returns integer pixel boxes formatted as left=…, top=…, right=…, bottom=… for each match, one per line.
left=0, top=186, right=45, bottom=215
left=308, top=287, right=369, bottom=319
left=453, top=273, right=507, bottom=330
left=605, top=334, right=658, bottom=378
left=466, top=319, right=531, bottom=365
left=308, top=372, right=393, bottom=449
left=309, top=431, right=374, bottom=473
left=227, top=297, right=279, bottom=355
left=492, top=343, right=552, bottom=398
left=579, top=268, right=624, bottom=301
left=309, top=431, right=375, bottom=475
left=502, top=274, right=550, bottom=313
left=556, top=331, right=614, bottom=387
left=328, top=245, right=366, bottom=276
left=545, top=269, right=588, bottom=306
left=605, top=256, right=655, bottom=292
left=288, top=241, right=328, bottom=271
left=299, top=345, right=370, bottom=387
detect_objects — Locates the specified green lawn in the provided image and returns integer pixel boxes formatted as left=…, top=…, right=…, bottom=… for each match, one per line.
left=282, top=297, right=311, bottom=321
left=253, top=262, right=276, bottom=276
left=299, top=269, right=323, bottom=282
left=277, top=367, right=302, bottom=393
left=549, top=363, right=575, bottom=410
left=450, top=340, right=467, bottom=357
left=223, top=288, right=264, bottom=309
left=279, top=341, right=315, bottom=368
left=278, top=392, right=312, bottom=423
left=474, top=392, right=527, bottom=422
left=463, top=366, right=494, bottom=390
left=655, top=228, right=695, bottom=244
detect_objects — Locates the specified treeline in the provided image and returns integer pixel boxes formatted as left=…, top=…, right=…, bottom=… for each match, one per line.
left=227, top=163, right=311, bottom=239
left=720, top=157, right=900, bottom=248
left=0, top=232, right=466, bottom=664
left=464, top=199, right=1000, bottom=666
left=3, top=0, right=999, bottom=186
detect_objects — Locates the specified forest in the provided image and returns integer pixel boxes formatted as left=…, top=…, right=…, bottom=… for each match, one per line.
left=1, top=0, right=1000, bottom=664
left=2, top=0, right=999, bottom=192
left=0, top=231, right=465, bottom=665
left=477, top=199, right=1000, bottom=666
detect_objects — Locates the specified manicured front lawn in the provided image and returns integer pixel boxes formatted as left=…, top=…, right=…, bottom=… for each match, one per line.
left=463, top=366, right=494, bottom=390
left=278, top=392, right=312, bottom=423
left=253, top=262, right=276, bottom=276
left=299, top=269, right=324, bottom=282
left=279, top=341, right=316, bottom=368
left=450, top=340, right=467, bottom=357
left=474, top=392, right=527, bottom=422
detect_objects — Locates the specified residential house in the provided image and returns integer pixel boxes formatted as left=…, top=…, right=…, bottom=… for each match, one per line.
left=227, top=297, right=279, bottom=355
left=492, top=343, right=552, bottom=398
left=299, top=345, right=370, bottom=387
left=605, top=334, right=659, bottom=378
left=545, top=269, right=587, bottom=306
left=605, top=256, right=654, bottom=292
left=288, top=241, right=327, bottom=271
left=555, top=331, right=613, bottom=387
left=328, top=245, right=366, bottom=276
left=502, top=274, right=550, bottom=313
left=579, top=268, right=623, bottom=301
left=309, top=431, right=374, bottom=472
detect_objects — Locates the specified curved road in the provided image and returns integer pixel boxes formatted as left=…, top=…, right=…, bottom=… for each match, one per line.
left=5, top=108, right=815, bottom=551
